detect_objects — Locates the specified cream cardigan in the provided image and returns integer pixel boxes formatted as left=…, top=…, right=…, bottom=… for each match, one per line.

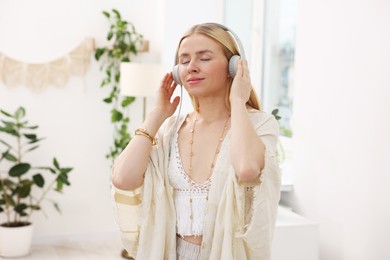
left=112, top=109, right=281, bottom=260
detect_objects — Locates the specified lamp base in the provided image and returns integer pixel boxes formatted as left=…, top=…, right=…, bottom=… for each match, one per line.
left=121, top=249, right=135, bottom=259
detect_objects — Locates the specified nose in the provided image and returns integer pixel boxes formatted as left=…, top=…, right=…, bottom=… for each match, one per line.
left=186, top=60, right=199, bottom=73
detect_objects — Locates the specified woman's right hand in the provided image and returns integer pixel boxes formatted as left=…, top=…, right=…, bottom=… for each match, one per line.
left=154, top=72, right=181, bottom=119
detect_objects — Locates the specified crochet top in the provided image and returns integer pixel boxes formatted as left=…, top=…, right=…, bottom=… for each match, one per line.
left=168, top=116, right=210, bottom=237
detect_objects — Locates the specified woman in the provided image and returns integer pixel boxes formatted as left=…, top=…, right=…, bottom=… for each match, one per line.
left=112, top=23, right=281, bottom=260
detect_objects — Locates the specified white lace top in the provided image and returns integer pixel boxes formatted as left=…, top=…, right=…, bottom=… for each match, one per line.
left=168, top=116, right=210, bottom=237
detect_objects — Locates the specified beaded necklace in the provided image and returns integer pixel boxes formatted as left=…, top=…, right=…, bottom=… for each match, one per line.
left=188, top=113, right=231, bottom=178
left=184, top=112, right=231, bottom=230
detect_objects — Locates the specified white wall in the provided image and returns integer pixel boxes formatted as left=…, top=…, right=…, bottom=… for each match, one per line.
left=162, top=0, right=224, bottom=115
left=0, top=0, right=223, bottom=240
left=283, top=0, right=390, bottom=259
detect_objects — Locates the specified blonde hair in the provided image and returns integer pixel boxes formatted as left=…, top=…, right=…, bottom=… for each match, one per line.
left=175, top=23, right=261, bottom=111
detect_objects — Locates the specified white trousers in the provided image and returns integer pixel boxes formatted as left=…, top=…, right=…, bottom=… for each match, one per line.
left=176, top=237, right=201, bottom=260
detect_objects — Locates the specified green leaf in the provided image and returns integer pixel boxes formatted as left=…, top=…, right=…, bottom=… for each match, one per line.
left=0, top=126, right=18, bottom=136
left=121, top=96, right=135, bottom=107
left=106, top=69, right=112, bottom=78
left=18, top=184, right=31, bottom=198
left=103, top=97, right=112, bottom=104
left=4, top=194, right=15, bottom=206
left=16, top=120, right=28, bottom=128
left=3, top=151, right=17, bottom=162
left=58, top=174, right=70, bottom=186
left=23, top=133, right=37, bottom=140
left=111, top=110, right=123, bottom=122
left=0, top=139, right=12, bottom=148
left=114, top=72, right=120, bottom=83
left=24, top=125, right=39, bottom=130
left=60, top=167, right=73, bottom=175
left=281, top=127, right=293, bottom=137
left=0, top=179, right=15, bottom=188
left=112, top=9, right=121, bottom=19
left=95, top=48, right=106, bottom=61
left=15, top=203, right=28, bottom=215
left=53, top=158, right=60, bottom=169
left=102, top=11, right=110, bottom=18
left=52, top=202, right=61, bottom=214
left=130, top=44, right=137, bottom=54
left=56, top=179, right=64, bottom=192
left=30, top=205, right=41, bottom=210
left=107, top=31, right=113, bottom=41
left=1, top=120, right=16, bottom=128
left=0, top=110, right=13, bottom=118
left=121, top=57, right=130, bottom=62
left=100, top=78, right=110, bottom=88
left=15, top=107, right=26, bottom=119
left=25, top=145, right=39, bottom=153
left=37, top=166, right=56, bottom=174
left=28, top=137, right=45, bottom=144
left=9, top=163, right=31, bottom=177
left=33, top=174, right=45, bottom=188
left=271, top=108, right=282, bottom=121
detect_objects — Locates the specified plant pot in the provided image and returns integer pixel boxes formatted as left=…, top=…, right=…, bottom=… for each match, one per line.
left=0, top=222, right=34, bottom=257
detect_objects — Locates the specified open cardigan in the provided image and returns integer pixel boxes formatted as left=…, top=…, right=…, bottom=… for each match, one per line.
left=112, top=109, right=281, bottom=260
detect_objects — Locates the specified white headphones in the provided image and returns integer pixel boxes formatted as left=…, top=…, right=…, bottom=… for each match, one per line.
left=172, top=23, right=246, bottom=85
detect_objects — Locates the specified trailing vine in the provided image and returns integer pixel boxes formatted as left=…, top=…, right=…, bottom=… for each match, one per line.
left=95, top=9, right=144, bottom=165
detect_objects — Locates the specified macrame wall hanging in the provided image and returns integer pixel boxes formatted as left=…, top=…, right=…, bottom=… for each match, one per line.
left=0, top=38, right=95, bottom=92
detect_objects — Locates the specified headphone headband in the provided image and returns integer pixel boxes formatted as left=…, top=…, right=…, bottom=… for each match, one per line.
left=203, top=23, right=246, bottom=60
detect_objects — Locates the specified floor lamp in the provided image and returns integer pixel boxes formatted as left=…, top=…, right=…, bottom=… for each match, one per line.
left=118, top=62, right=165, bottom=260
left=120, top=62, right=165, bottom=120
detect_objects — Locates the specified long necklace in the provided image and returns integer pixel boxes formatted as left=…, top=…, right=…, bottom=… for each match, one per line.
left=188, top=113, right=231, bottom=178
left=186, top=113, right=230, bottom=228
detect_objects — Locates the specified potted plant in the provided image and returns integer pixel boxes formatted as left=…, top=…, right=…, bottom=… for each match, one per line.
left=95, top=9, right=144, bottom=166
left=95, top=9, right=144, bottom=260
left=0, top=107, right=73, bottom=257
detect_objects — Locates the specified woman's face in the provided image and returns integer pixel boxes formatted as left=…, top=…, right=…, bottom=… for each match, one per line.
left=177, top=33, right=230, bottom=99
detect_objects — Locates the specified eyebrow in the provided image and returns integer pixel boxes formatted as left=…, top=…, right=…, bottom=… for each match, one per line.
left=178, top=50, right=214, bottom=59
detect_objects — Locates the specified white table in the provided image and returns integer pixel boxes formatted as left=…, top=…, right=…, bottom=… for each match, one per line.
left=271, top=206, right=319, bottom=260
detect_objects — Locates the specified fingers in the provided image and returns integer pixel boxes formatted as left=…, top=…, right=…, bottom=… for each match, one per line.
left=236, top=59, right=249, bottom=78
left=160, top=72, right=178, bottom=97
left=172, top=96, right=181, bottom=107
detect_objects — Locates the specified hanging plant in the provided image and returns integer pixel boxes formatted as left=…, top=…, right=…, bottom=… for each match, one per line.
left=95, top=9, right=144, bottom=165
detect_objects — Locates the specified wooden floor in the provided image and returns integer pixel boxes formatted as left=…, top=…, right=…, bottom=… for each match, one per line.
left=0, top=239, right=127, bottom=260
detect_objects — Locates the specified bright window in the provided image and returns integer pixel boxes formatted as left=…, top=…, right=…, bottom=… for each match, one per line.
left=261, top=0, right=297, bottom=137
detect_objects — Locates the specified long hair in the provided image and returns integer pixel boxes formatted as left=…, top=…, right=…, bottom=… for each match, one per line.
left=174, top=23, right=261, bottom=111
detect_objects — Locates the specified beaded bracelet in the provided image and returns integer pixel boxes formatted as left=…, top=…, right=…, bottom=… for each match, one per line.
left=135, top=128, right=157, bottom=146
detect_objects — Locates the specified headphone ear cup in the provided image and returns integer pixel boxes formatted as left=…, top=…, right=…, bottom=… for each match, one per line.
left=172, top=65, right=182, bottom=85
left=228, top=55, right=240, bottom=78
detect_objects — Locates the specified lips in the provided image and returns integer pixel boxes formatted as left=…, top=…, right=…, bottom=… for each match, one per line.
left=187, top=77, right=204, bottom=84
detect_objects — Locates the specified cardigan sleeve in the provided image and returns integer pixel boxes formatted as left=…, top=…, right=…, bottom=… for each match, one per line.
left=238, top=111, right=281, bottom=259
left=208, top=111, right=281, bottom=260
left=111, top=184, right=143, bottom=257
left=111, top=115, right=178, bottom=259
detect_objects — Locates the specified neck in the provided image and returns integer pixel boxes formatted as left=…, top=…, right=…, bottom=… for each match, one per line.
left=196, top=98, right=230, bottom=123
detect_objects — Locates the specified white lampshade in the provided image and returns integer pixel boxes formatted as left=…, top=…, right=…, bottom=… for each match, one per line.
left=120, top=62, right=166, bottom=97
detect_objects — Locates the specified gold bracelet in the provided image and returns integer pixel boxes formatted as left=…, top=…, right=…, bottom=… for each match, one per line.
left=135, top=128, right=157, bottom=146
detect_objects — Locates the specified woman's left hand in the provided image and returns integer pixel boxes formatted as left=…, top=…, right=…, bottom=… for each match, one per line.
left=229, top=59, right=252, bottom=105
